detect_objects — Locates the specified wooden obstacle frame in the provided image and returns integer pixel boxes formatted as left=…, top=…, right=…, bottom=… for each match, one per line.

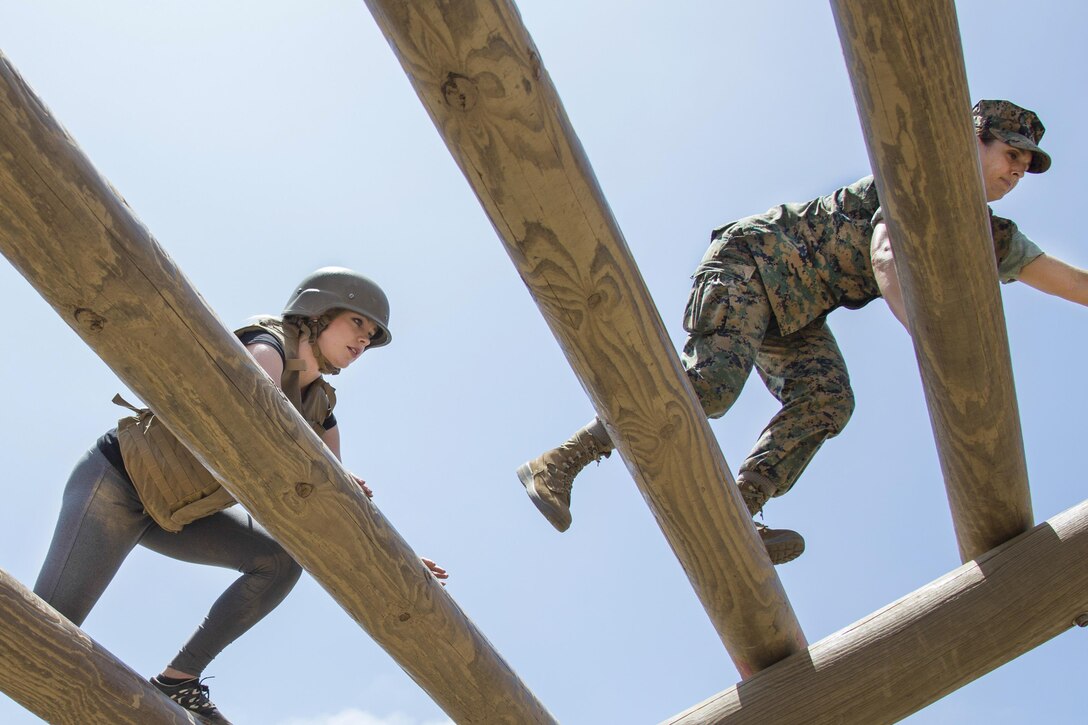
left=0, top=0, right=1084, bottom=723
left=0, top=48, right=552, bottom=725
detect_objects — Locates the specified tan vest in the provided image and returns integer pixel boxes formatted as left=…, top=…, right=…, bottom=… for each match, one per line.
left=115, top=316, right=337, bottom=533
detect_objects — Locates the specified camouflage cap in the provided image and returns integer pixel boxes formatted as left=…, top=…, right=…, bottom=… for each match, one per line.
left=972, top=99, right=1051, bottom=173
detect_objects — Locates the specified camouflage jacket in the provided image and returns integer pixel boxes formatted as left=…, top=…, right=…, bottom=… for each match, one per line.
left=697, top=175, right=1043, bottom=335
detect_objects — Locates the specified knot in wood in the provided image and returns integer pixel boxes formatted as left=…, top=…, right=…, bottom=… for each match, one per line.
left=294, top=482, right=313, bottom=498
left=441, top=72, right=478, bottom=112
left=73, top=307, right=107, bottom=332
left=398, top=612, right=411, bottom=622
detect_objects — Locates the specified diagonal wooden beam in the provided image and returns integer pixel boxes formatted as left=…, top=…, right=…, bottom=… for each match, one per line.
left=831, top=0, right=1032, bottom=561
left=0, top=50, right=552, bottom=724
left=0, top=567, right=198, bottom=724
left=663, top=498, right=1088, bottom=725
left=360, top=0, right=806, bottom=676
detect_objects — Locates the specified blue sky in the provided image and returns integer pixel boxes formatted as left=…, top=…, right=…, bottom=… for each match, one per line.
left=1, top=2, right=1085, bottom=723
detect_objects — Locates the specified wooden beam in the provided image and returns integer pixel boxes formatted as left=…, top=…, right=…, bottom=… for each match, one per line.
left=0, top=567, right=198, bottom=724
left=360, top=0, right=806, bottom=676
left=831, top=0, right=1032, bottom=561
left=0, top=51, right=551, bottom=724
left=663, top=498, right=1088, bottom=725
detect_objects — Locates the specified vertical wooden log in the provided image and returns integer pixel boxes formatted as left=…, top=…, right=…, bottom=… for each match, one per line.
left=0, top=50, right=552, bottom=724
left=831, top=0, right=1032, bottom=561
left=360, top=0, right=807, bottom=675
left=0, top=568, right=198, bottom=724
left=664, top=498, right=1088, bottom=725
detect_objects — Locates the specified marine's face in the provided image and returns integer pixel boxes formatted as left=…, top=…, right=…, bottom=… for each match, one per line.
left=317, top=310, right=380, bottom=369
left=977, top=137, right=1033, bottom=202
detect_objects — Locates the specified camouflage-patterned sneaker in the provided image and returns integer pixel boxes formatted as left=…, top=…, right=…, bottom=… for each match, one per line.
left=151, top=675, right=232, bottom=724
left=755, top=522, right=805, bottom=565
left=517, top=424, right=612, bottom=532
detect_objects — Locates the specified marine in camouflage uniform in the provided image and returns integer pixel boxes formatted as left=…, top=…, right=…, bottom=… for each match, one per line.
left=518, top=100, right=1055, bottom=565
left=686, top=174, right=1043, bottom=502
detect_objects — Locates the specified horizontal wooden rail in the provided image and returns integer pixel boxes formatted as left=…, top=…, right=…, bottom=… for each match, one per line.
left=0, top=567, right=198, bottom=724
left=665, top=498, right=1088, bottom=724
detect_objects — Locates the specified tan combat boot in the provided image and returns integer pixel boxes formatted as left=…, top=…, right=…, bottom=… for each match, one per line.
left=737, top=473, right=806, bottom=565
left=517, top=421, right=613, bottom=532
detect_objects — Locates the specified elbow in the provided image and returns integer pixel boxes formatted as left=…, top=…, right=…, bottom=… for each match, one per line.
left=870, top=224, right=896, bottom=270
left=871, top=239, right=895, bottom=268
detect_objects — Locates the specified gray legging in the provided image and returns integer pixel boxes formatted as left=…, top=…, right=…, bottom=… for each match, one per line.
left=34, top=445, right=302, bottom=675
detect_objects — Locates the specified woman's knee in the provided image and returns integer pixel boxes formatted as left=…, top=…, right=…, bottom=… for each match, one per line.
left=248, top=544, right=302, bottom=589
left=280, top=557, right=303, bottom=591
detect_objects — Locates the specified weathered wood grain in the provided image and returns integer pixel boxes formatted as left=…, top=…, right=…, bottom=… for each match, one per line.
left=663, top=498, right=1088, bottom=724
left=361, top=0, right=806, bottom=676
left=832, top=0, right=1032, bottom=561
left=0, top=568, right=198, bottom=724
left=0, top=51, right=551, bottom=724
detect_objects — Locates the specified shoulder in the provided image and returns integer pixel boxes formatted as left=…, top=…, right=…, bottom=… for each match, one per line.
left=989, top=213, right=1035, bottom=251
left=247, top=339, right=286, bottom=381
left=236, top=315, right=287, bottom=376
left=837, top=175, right=879, bottom=205
left=236, top=316, right=286, bottom=357
left=989, top=212, right=1019, bottom=235
left=817, top=175, right=880, bottom=226
left=236, top=315, right=285, bottom=340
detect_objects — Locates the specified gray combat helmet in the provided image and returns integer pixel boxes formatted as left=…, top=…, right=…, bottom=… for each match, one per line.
left=283, top=266, right=392, bottom=348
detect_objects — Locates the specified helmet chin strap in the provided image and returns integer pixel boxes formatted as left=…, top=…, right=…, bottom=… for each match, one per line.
left=279, top=320, right=307, bottom=413
left=297, top=316, right=341, bottom=376
left=311, top=342, right=340, bottom=376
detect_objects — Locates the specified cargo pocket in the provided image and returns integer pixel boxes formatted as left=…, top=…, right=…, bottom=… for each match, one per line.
left=683, top=265, right=756, bottom=336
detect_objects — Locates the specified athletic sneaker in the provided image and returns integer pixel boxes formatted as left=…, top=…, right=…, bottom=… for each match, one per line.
left=150, top=675, right=232, bottom=724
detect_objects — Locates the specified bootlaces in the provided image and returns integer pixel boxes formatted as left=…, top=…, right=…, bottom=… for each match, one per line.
left=156, top=676, right=221, bottom=715
left=548, top=435, right=605, bottom=494
left=739, top=485, right=767, bottom=518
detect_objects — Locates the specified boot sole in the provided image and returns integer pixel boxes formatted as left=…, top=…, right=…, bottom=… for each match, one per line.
left=517, top=463, right=571, bottom=532
left=760, top=529, right=806, bottom=565
left=197, top=714, right=233, bottom=725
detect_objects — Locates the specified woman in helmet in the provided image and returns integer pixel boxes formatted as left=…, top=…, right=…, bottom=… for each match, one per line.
left=32, top=267, right=446, bottom=724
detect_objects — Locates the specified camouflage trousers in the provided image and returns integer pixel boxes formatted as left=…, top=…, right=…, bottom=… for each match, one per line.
left=681, top=238, right=855, bottom=497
